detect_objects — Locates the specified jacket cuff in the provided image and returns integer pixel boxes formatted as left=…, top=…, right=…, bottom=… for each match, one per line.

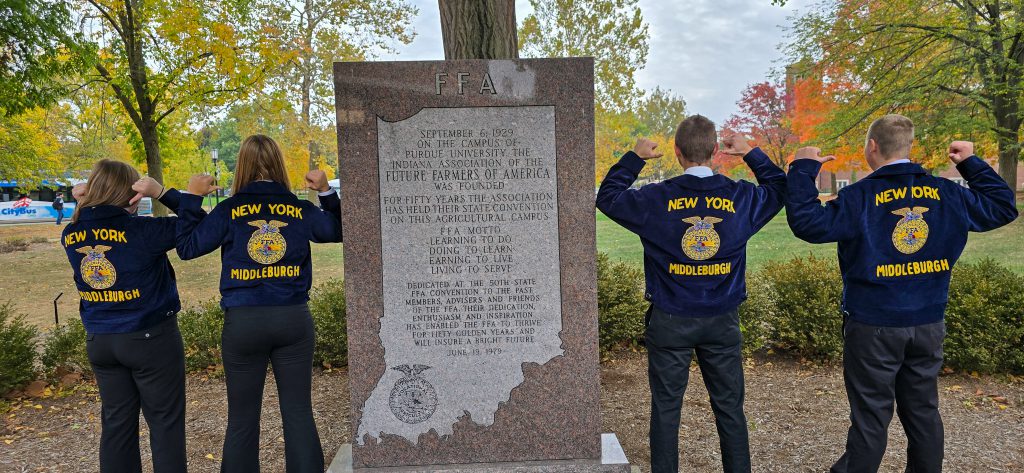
left=179, top=192, right=204, bottom=209
left=619, top=151, right=647, bottom=175
left=955, top=156, right=988, bottom=179
left=788, top=158, right=823, bottom=175
left=318, top=190, right=340, bottom=208
left=157, top=188, right=181, bottom=211
left=742, top=147, right=771, bottom=165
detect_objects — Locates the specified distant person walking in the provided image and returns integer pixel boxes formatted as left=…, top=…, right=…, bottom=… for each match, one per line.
left=175, top=134, right=343, bottom=473
left=61, top=160, right=187, bottom=473
left=597, top=115, right=786, bottom=473
left=53, top=192, right=65, bottom=225
left=785, top=114, right=1018, bottom=473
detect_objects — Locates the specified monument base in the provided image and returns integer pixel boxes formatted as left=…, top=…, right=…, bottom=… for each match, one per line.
left=328, top=433, right=633, bottom=473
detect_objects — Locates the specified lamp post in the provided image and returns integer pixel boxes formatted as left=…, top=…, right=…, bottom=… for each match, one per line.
left=211, top=149, right=221, bottom=206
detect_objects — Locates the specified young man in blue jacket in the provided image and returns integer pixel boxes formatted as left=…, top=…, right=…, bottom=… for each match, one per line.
left=786, top=114, right=1018, bottom=473
left=597, top=114, right=786, bottom=473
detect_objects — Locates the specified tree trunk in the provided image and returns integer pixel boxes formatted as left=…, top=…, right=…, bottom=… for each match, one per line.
left=139, top=120, right=168, bottom=216
left=830, top=172, right=837, bottom=195
left=996, top=129, right=1020, bottom=192
left=438, top=0, right=518, bottom=60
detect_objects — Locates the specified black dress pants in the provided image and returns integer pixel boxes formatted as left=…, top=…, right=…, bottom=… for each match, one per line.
left=86, top=315, right=187, bottom=473
left=220, top=304, right=323, bottom=473
left=645, top=306, right=750, bottom=473
left=831, top=318, right=945, bottom=473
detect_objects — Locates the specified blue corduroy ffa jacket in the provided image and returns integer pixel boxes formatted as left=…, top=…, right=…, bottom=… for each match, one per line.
left=175, top=181, right=342, bottom=309
left=62, top=190, right=184, bottom=334
left=597, top=148, right=786, bottom=316
left=787, top=157, right=1018, bottom=327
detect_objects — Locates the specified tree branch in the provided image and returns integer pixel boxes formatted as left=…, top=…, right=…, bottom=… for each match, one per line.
left=84, top=0, right=125, bottom=41
left=868, top=22, right=986, bottom=52
left=94, top=63, right=143, bottom=130
left=152, top=51, right=215, bottom=106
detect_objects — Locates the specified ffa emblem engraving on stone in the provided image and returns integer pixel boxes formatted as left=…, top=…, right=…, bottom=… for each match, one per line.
left=247, top=220, right=288, bottom=264
left=681, top=216, right=723, bottom=261
left=388, top=364, right=438, bottom=424
left=76, top=245, right=116, bottom=290
left=891, top=207, right=929, bottom=254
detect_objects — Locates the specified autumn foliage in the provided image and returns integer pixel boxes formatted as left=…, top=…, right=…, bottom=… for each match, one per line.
left=718, top=76, right=865, bottom=184
left=787, top=77, right=863, bottom=177
left=722, top=81, right=796, bottom=168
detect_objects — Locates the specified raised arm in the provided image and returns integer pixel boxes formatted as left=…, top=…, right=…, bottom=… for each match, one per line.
left=304, top=170, right=342, bottom=243
left=721, top=134, right=786, bottom=230
left=947, top=141, right=1018, bottom=231
left=175, top=175, right=227, bottom=260
left=596, top=138, right=662, bottom=233
left=785, top=147, right=859, bottom=243
left=130, top=177, right=182, bottom=253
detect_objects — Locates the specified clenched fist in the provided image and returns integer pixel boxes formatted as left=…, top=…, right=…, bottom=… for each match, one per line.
left=721, top=133, right=753, bottom=156
left=793, top=147, right=836, bottom=164
left=305, top=170, right=329, bottom=192
left=632, top=137, right=664, bottom=160
left=948, top=141, right=974, bottom=164
left=188, top=174, right=221, bottom=196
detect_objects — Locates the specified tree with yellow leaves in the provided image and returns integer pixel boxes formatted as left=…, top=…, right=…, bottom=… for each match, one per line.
left=0, top=107, right=64, bottom=190
left=77, top=0, right=280, bottom=213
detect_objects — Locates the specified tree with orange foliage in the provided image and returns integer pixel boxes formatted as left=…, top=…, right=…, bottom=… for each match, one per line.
left=787, top=76, right=864, bottom=193
left=783, top=0, right=1024, bottom=191
left=723, top=81, right=797, bottom=169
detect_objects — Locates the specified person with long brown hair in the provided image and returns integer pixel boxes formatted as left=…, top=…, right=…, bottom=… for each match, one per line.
left=61, top=159, right=188, bottom=473
left=174, top=134, right=342, bottom=472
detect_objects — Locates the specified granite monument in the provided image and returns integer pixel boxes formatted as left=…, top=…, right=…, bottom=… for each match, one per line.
left=331, top=58, right=629, bottom=472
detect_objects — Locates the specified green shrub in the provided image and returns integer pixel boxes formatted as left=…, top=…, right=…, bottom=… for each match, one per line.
left=596, top=253, right=647, bottom=356
left=178, top=300, right=224, bottom=371
left=757, top=254, right=845, bottom=360
left=0, top=302, right=38, bottom=394
left=41, top=318, right=91, bottom=378
left=945, top=259, right=1024, bottom=374
left=309, top=279, right=347, bottom=368
left=737, top=272, right=772, bottom=356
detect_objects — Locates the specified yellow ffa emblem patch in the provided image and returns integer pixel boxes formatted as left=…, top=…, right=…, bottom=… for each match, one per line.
left=891, top=207, right=930, bottom=254
left=76, top=245, right=116, bottom=290
left=681, top=216, right=723, bottom=261
left=247, top=220, right=288, bottom=265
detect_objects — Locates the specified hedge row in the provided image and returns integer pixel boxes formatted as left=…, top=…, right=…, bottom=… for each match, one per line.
left=0, top=279, right=348, bottom=394
left=3, top=257, right=1022, bottom=395
left=599, top=255, right=1024, bottom=375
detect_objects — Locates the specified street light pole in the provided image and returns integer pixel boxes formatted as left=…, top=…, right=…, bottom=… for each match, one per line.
left=212, top=149, right=221, bottom=206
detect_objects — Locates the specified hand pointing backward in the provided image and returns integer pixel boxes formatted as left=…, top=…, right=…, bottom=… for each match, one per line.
left=793, top=147, right=836, bottom=164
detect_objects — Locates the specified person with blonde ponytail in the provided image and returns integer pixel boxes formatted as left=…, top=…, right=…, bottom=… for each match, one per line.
left=175, top=134, right=342, bottom=473
left=61, top=159, right=188, bottom=473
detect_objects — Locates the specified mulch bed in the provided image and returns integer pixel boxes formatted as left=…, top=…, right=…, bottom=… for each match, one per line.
left=3, top=352, right=1022, bottom=472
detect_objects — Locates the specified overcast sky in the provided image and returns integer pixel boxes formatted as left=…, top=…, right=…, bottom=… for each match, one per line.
left=378, top=0, right=812, bottom=124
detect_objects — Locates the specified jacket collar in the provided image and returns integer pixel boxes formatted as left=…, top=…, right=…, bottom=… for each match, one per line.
left=864, top=162, right=929, bottom=180
left=236, top=181, right=292, bottom=195
left=666, top=173, right=733, bottom=191
left=77, top=205, right=130, bottom=221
